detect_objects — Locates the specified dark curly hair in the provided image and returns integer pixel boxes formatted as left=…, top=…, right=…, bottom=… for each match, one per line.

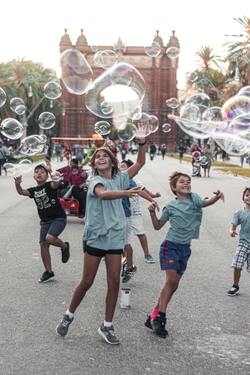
left=242, top=187, right=250, bottom=201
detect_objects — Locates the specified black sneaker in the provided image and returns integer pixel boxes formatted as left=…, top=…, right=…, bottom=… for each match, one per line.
left=227, top=285, right=240, bottom=296
left=122, top=265, right=137, bottom=283
left=144, top=315, right=152, bottom=330
left=61, top=242, right=70, bottom=263
left=56, top=314, right=74, bottom=337
left=97, top=323, right=120, bottom=345
left=151, top=315, right=168, bottom=338
left=121, top=258, right=127, bottom=277
left=38, top=271, right=55, bottom=283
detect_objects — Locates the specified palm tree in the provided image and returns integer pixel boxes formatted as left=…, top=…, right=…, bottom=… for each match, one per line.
left=0, top=59, right=61, bottom=135
left=225, top=16, right=250, bottom=85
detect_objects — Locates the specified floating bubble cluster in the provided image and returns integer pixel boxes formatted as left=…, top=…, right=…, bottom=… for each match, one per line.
left=170, top=86, right=250, bottom=156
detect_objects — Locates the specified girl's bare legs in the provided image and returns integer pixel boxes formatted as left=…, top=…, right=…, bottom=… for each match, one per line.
left=104, top=254, right=122, bottom=322
left=69, top=252, right=101, bottom=313
left=40, top=241, right=52, bottom=272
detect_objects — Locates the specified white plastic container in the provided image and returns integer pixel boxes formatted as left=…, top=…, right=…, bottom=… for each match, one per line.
left=120, top=288, right=131, bottom=309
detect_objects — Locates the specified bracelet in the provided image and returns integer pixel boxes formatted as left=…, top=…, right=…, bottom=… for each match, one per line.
left=138, top=141, right=147, bottom=146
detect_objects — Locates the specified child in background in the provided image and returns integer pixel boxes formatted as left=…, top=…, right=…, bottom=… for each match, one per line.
left=227, top=187, right=250, bottom=296
left=146, top=171, right=224, bottom=338
left=14, top=163, right=70, bottom=283
left=120, top=159, right=160, bottom=283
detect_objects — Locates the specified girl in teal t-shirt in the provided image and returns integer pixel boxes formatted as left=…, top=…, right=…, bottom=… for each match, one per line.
left=56, top=141, right=147, bottom=344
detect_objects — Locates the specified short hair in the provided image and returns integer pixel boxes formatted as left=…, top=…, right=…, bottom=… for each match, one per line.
left=34, top=164, right=49, bottom=175
left=89, top=147, right=119, bottom=176
left=242, top=187, right=250, bottom=201
left=121, top=159, right=134, bottom=168
left=169, top=171, right=191, bottom=196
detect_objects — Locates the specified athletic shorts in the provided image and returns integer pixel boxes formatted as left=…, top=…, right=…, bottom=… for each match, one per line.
left=232, top=242, right=250, bottom=269
left=40, top=218, right=67, bottom=243
left=125, top=215, right=145, bottom=244
left=159, top=240, right=191, bottom=276
left=83, top=241, right=123, bottom=258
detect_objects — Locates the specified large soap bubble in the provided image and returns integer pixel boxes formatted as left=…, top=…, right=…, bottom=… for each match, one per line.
left=185, top=92, right=211, bottom=107
left=0, top=118, right=24, bottom=140
left=85, top=62, right=145, bottom=119
left=237, top=85, right=250, bottom=98
left=43, top=81, right=62, bottom=100
left=19, top=135, right=45, bottom=156
left=61, top=48, right=93, bottom=95
left=38, top=112, right=56, bottom=130
left=3, top=162, right=17, bottom=176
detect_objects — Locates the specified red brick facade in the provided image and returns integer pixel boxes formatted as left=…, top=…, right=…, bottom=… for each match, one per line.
left=59, top=29, right=180, bottom=150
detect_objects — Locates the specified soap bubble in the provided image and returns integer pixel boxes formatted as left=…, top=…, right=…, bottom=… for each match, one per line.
left=117, top=122, right=136, bottom=142
left=0, top=118, right=24, bottom=140
left=166, top=98, right=179, bottom=109
left=162, top=123, right=172, bottom=133
left=144, top=41, right=161, bottom=57
left=18, top=159, right=33, bottom=174
left=166, top=47, right=179, bottom=59
left=94, top=121, right=111, bottom=136
left=43, top=81, right=62, bottom=100
left=61, top=48, right=93, bottom=95
left=10, top=97, right=26, bottom=115
left=93, top=50, right=118, bottom=69
left=38, top=112, right=56, bottom=130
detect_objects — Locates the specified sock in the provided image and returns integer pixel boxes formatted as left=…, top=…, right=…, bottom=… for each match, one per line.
left=104, top=320, right=113, bottom=327
left=66, top=309, right=74, bottom=319
left=150, top=308, right=159, bottom=319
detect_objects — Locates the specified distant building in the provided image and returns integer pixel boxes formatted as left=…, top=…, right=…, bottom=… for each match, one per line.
left=59, top=29, right=180, bottom=150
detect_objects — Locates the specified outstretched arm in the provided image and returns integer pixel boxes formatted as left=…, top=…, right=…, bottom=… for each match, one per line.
left=127, top=139, right=147, bottom=179
left=14, top=176, right=30, bottom=196
left=202, top=190, right=224, bottom=207
left=148, top=202, right=165, bottom=230
left=94, top=184, right=142, bottom=200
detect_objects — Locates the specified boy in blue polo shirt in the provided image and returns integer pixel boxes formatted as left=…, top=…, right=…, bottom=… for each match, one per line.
left=145, top=171, right=224, bottom=338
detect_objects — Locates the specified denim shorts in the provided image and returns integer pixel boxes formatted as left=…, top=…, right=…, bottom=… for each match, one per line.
left=159, top=240, right=191, bottom=276
left=40, top=218, right=67, bottom=243
left=83, top=241, right=123, bottom=258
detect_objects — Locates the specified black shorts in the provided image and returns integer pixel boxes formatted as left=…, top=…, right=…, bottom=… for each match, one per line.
left=83, top=241, right=123, bottom=258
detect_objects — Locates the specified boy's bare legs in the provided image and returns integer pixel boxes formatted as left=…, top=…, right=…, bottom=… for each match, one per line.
left=137, top=234, right=149, bottom=257
left=46, top=234, right=66, bottom=249
left=40, top=242, right=52, bottom=272
left=157, top=270, right=181, bottom=312
left=104, top=254, right=121, bottom=322
left=233, top=268, right=241, bottom=286
left=69, top=252, right=101, bottom=313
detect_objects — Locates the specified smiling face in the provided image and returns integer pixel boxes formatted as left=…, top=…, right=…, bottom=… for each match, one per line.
left=171, top=175, right=191, bottom=196
left=33, top=167, right=48, bottom=184
left=243, top=189, right=250, bottom=207
left=94, top=150, right=113, bottom=172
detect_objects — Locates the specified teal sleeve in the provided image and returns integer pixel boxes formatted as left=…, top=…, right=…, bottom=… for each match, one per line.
left=232, top=211, right=240, bottom=226
left=160, top=206, right=170, bottom=222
